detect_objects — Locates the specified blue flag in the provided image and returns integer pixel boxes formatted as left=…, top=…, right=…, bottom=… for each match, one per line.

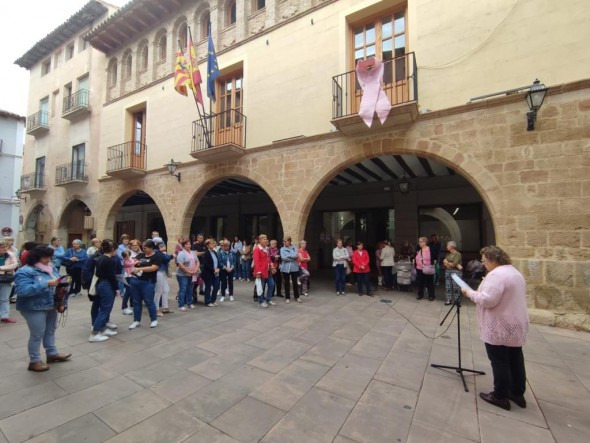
left=207, top=34, right=220, bottom=102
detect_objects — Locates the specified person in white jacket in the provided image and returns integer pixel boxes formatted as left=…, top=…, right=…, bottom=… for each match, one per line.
left=332, top=239, right=349, bottom=295
left=380, top=240, right=396, bottom=290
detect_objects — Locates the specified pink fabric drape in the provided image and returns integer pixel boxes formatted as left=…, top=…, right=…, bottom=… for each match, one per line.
left=356, top=57, right=391, bottom=127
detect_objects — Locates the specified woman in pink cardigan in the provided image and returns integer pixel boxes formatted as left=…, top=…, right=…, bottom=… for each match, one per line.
left=462, top=245, right=529, bottom=411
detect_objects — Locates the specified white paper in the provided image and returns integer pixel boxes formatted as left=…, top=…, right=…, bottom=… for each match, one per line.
left=451, top=273, right=470, bottom=290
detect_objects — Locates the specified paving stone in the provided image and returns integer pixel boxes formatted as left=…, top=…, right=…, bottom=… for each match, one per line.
left=282, top=312, right=327, bottom=330
left=340, top=380, right=418, bottom=443
left=101, top=349, right=163, bottom=374
left=211, top=396, right=285, bottom=443
left=182, top=424, right=240, bottom=443
left=244, top=325, right=302, bottom=350
left=0, top=381, right=67, bottom=420
left=332, top=436, right=359, bottom=443
left=412, top=372, right=479, bottom=442
left=390, top=326, right=433, bottom=355
left=299, top=335, right=356, bottom=367
left=538, top=400, right=590, bottom=443
left=374, top=348, right=430, bottom=392
left=479, top=410, right=555, bottom=443
left=348, top=329, right=399, bottom=360
left=332, top=319, right=375, bottom=341
left=247, top=339, right=313, bottom=374
left=261, top=388, right=355, bottom=443
left=94, top=388, right=172, bottom=433
left=103, top=405, right=206, bottom=443
left=315, top=353, right=381, bottom=401
left=197, top=328, right=262, bottom=354
left=177, top=365, right=273, bottom=423
left=148, top=370, right=212, bottom=403
left=0, top=376, right=143, bottom=442
left=249, top=359, right=330, bottom=411
left=188, top=343, right=263, bottom=381
left=53, top=366, right=118, bottom=394
left=407, top=421, right=477, bottom=443
left=23, top=413, right=116, bottom=443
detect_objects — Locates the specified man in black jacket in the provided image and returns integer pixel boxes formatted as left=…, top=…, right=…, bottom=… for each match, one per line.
left=202, top=239, right=220, bottom=307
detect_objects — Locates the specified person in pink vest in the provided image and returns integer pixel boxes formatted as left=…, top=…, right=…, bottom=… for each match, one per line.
left=462, top=245, right=529, bottom=411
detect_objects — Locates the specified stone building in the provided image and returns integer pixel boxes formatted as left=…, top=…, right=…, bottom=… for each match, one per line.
left=0, top=110, right=25, bottom=235
left=16, top=0, right=590, bottom=329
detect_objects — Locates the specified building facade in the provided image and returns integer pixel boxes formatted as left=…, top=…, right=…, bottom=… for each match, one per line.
left=0, top=110, right=25, bottom=236
left=16, top=0, right=590, bottom=330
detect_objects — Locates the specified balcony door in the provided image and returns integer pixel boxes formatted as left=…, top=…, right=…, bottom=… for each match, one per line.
left=72, top=143, right=85, bottom=180
left=40, top=97, right=49, bottom=125
left=131, top=110, right=146, bottom=168
left=352, top=9, right=408, bottom=111
left=216, top=73, right=243, bottom=146
left=35, top=156, right=45, bottom=187
left=78, top=76, right=90, bottom=107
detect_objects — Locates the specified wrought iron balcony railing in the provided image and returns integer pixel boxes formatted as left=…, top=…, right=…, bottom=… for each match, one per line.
left=55, top=161, right=88, bottom=185
left=332, top=52, right=418, bottom=119
left=26, top=110, right=49, bottom=134
left=62, top=89, right=91, bottom=115
left=106, top=141, right=147, bottom=174
left=192, top=109, right=247, bottom=153
left=21, top=172, right=46, bottom=191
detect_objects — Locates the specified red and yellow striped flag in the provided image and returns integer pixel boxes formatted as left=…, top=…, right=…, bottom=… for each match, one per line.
left=174, top=45, right=191, bottom=96
left=187, top=36, right=204, bottom=105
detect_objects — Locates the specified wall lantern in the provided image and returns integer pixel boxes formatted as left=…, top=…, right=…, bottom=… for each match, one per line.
left=398, top=174, right=409, bottom=194
left=165, top=159, right=181, bottom=182
left=15, top=189, right=26, bottom=203
left=525, top=79, right=548, bottom=131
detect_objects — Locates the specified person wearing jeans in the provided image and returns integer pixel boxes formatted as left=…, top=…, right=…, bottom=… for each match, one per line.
left=128, top=240, right=161, bottom=329
left=332, top=239, right=349, bottom=295
left=218, top=241, right=236, bottom=302
left=280, top=237, right=300, bottom=303
left=90, top=240, right=119, bottom=342
left=253, top=234, right=276, bottom=308
left=202, top=239, right=220, bottom=307
left=240, top=240, right=252, bottom=281
left=176, top=240, right=198, bottom=311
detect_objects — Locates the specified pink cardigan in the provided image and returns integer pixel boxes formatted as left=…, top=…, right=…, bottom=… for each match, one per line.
left=465, top=265, right=529, bottom=347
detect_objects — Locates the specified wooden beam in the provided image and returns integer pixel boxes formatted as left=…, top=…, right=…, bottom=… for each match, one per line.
left=355, top=163, right=383, bottom=181
left=418, top=157, right=435, bottom=177
left=392, top=155, right=415, bottom=178
left=370, top=158, right=398, bottom=179
left=344, top=168, right=368, bottom=183
left=335, top=174, right=353, bottom=185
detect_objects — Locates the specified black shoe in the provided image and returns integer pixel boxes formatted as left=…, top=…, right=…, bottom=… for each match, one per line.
left=416, top=296, right=423, bottom=300
left=428, top=297, right=435, bottom=301
left=368, top=292, right=374, bottom=297
left=479, top=392, right=511, bottom=410
left=508, top=393, right=527, bottom=408
left=199, top=290, right=205, bottom=295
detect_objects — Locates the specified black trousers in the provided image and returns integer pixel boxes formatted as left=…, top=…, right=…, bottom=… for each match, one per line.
left=282, top=271, right=299, bottom=300
left=273, top=271, right=282, bottom=296
left=417, top=269, right=435, bottom=299
left=67, top=268, right=82, bottom=295
left=485, top=343, right=527, bottom=399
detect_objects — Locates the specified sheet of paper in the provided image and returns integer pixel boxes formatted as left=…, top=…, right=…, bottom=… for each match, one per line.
left=451, top=273, right=471, bottom=290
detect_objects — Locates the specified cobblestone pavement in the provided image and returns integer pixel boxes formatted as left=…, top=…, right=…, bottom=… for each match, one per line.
left=0, top=278, right=589, bottom=443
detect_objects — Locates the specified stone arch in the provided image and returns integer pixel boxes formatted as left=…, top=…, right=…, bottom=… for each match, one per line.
left=193, top=2, right=211, bottom=41
left=152, top=28, right=168, bottom=80
left=172, top=16, right=188, bottom=69
left=178, top=167, right=285, bottom=238
left=136, top=39, right=149, bottom=71
left=23, top=202, right=54, bottom=244
left=290, top=136, right=503, bottom=242
left=106, top=57, right=118, bottom=100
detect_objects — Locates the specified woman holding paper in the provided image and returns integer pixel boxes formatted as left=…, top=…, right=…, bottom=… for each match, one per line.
left=461, top=245, right=529, bottom=411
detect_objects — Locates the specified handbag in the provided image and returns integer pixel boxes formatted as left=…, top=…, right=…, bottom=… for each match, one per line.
left=421, top=251, right=435, bottom=275
left=88, top=271, right=99, bottom=296
left=0, top=273, right=14, bottom=284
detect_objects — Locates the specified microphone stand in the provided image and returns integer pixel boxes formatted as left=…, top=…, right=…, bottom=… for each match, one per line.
left=431, top=294, right=485, bottom=392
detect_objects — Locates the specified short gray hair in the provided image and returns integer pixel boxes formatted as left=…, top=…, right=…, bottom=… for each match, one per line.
left=447, top=241, right=457, bottom=249
left=72, top=239, right=82, bottom=245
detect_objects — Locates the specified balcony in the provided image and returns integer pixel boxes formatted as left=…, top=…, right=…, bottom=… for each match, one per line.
left=62, top=90, right=91, bottom=120
left=20, top=172, right=46, bottom=196
left=26, top=111, right=49, bottom=136
left=106, top=141, right=147, bottom=178
left=191, top=109, right=247, bottom=163
left=331, top=52, right=418, bottom=135
left=55, top=161, right=88, bottom=185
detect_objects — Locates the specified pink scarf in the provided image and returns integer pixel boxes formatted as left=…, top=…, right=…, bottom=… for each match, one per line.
left=35, top=262, right=56, bottom=276
left=356, top=57, right=391, bottom=127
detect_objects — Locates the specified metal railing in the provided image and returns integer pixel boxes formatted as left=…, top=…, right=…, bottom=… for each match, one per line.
left=55, top=161, right=88, bottom=184
left=192, top=109, right=247, bottom=152
left=106, top=141, right=147, bottom=172
left=21, top=172, right=46, bottom=190
left=26, top=110, right=49, bottom=132
left=332, top=52, right=418, bottom=119
left=62, top=90, right=90, bottom=114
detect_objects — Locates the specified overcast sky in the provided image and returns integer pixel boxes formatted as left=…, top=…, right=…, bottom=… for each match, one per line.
left=0, top=0, right=127, bottom=116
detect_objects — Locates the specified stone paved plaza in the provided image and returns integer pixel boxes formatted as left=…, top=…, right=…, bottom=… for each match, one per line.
left=0, top=278, right=589, bottom=443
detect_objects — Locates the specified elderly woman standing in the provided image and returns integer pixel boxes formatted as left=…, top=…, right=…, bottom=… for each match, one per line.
left=280, top=237, right=300, bottom=304
left=462, top=246, right=529, bottom=411
left=297, top=240, right=311, bottom=296
left=380, top=240, right=396, bottom=291
left=14, top=246, right=71, bottom=372
left=176, top=239, right=198, bottom=311
left=415, top=236, right=435, bottom=301
left=443, top=241, right=463, bottom=305
left=332, top=239, right=349, bottom=296
left=0, top=240, right=18, bottom=323
left=63, top=239, right=88, bottom=298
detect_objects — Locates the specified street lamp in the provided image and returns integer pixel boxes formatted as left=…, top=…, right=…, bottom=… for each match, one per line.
left=398, top=173, right=409, bottom=194
left=15, top=189, right=26, bottom=203
left=165, top=159, right=181, bottom=182
left=525, top=79, right=548, bottom=131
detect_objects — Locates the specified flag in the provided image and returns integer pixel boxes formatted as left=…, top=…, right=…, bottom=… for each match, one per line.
left=187, top=35, right=203, bottom=105
left=174, top=45, right=191, bottom=96
left=207, top=34, right=220, bottom=102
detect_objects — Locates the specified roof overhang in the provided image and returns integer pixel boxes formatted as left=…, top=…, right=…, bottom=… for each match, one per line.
left=14, top=0, right=110, bottom=69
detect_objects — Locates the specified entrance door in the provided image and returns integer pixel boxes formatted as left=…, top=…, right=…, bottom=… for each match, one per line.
left=131, top=110, right=146, bottom=168
left=216, top=73, right=243, bottom=146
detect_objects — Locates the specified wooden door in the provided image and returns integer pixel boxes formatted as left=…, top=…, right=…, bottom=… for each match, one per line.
left=131, top=110, right=146, bottom=168
left=216, top=73, right=243, bottom=146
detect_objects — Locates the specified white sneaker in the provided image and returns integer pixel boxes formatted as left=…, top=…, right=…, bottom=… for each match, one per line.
left=219, top=297, right=225, bottom=302
left=207, top=303, right=215, bottom=307
left=150, top=320, right=158, bottom=328
left=189, top=304, right=196, bottom=309
left=102, top=329, right=118, bottom=337
left=269, top=301, right=276, bottom=306
left=229, top=296, right=235, bottom=301
left=213, top=302, right=218, bottom=306
left=260, top=302, right=269, bottom=308
left=122, top=308, right=133, bottom=315
left=286, top=299, right=290, bottom=304
left=129, top=321, right=140, bottom=330
left=106, top=322, right=117, bottom=330
left=89, top=334, right=109, bottom=342
left=180, top=306, right=188, bottom=312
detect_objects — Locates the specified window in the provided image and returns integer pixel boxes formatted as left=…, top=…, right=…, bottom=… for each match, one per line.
left=253, top=0, right=265, bottom=11
left=108, top=59, right=118, bottom=87
left=179, top=22, right=188, bottom=49
left=215, top=71, right=244, bottom=145
left=41, top=59, right=51, bottom=76
left=130, top=108, right=146, bottom=169
left=39, top=97, right=49, bottom=125
left=78, top=36, right=88, bottom=53
left=158, top=33, right=167, bottom=61
left=66, top=43, right=75, bottom=60
left=139, top=43, right=149, bottom=71
left=35, top=157, right=46, bottom=188
left=124, top=52, right=132, bottom=79
left=201, top=11, right=211, bottom=40
left=53, top=50, right=62, bottom=68
left=227, top=1, right=237, bottom=26
left=72, top=143, right=85, bottom=179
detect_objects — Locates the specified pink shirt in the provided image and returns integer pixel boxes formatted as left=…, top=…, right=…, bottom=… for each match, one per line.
left=466, top=265, right=529, bottom=347
left=415, top=247, right=431, bottom=271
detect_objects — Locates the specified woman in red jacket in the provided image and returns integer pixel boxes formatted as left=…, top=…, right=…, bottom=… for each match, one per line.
left=352, top=241, right=372, bottom=296
left=252, top=234, right=275, bottom=308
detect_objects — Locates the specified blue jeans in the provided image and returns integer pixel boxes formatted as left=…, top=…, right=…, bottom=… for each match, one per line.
left=240, top=259, right=251, bottom=280
left=20, top=309, right=59, bottom=363
left=121, top=278, right=132, bottom=310
left=257, top=277, right=275, bottom=304
left=177, top=275, right=193, bottom=308
left=334, top=264, right=346, bottom=293
left=220, top=269, right=234, bottom=296
left=0, top=283, right=12, bottom=319
left=129, top=278, right=157, bottom=322
left=204, top=274, right=220, bottom=304
left=355, top=272, right=370, bottom=295
left=92, top=280, right=116, bottom=333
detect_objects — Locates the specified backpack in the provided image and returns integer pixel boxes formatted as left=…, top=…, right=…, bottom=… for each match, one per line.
left=82, top=252, right=102, bottom=290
